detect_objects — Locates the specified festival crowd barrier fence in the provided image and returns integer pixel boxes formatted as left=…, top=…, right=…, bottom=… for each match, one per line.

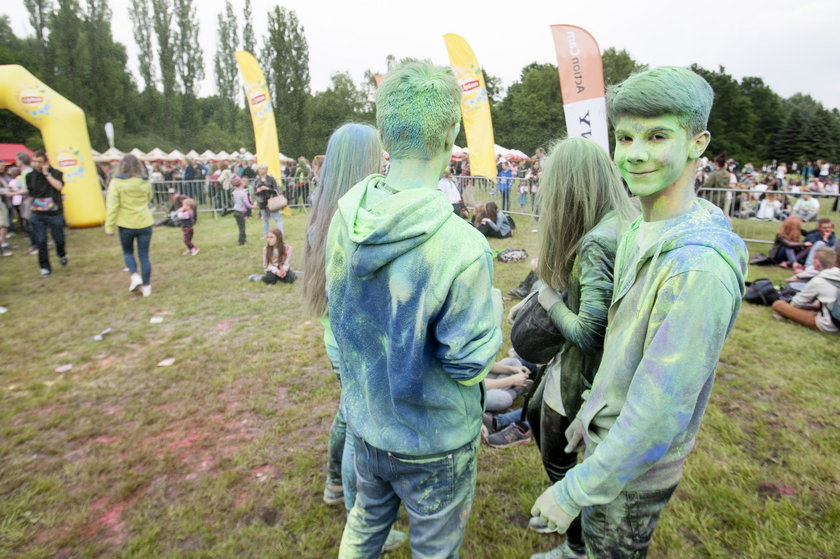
left=146, top=177, right=840, bottom=246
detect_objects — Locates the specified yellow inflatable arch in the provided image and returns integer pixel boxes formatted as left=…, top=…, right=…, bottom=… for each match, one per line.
left=0, top=64, right=105, bottom=227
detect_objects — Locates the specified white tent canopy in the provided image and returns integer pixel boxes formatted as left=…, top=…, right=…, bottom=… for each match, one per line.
left=278, top=152, right=295, bottom=164
left=215, top=150, right=231, bottom=161
left=145, top=147, right=171, bottom=161
left=129, top=148, right=146, bottom=160
left=185, top=149, right=200, bottom=160
left=168, top=149, right=185, bottom=161
left=199, top=149, right=215, bottom=160
left=97, top=147, right=124, bottom=162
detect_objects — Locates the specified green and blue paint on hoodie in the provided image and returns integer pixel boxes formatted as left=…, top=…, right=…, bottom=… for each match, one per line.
left=554, top=198, right=748, bottom=516
left=325, top=174, right=502, bottom=455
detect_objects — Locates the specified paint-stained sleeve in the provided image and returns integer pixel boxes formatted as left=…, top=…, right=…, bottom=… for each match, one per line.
left=434, top=252, right=503, bottom=386
left=546, top=240, right=613, bottom=354
left=553, top=271, right=734, bottom=516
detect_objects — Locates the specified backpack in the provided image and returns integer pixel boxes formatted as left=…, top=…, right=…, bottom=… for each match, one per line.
left=506, top=214, right=517, bottom=230
left=744, top=279, right=780, bottom=306
left=826, top=279, right=840, bottom=327
left=497, top=248, right=528, bottom=263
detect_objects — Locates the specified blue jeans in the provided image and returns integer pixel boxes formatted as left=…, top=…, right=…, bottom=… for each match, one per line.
left=118, top=226, right=153, bottom=285
left=260, top=209, right=283, bottom=236
left=29, top=212, right=66, bottom=272
left=339, top=434, right=479, bottom=559
left=582, top=484, right=677, bottom=559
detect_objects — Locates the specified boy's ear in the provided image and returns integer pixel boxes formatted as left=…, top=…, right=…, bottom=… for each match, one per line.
left=444, top=122, right=460, bottom=152
left=689, top=130, right=711, bottom=160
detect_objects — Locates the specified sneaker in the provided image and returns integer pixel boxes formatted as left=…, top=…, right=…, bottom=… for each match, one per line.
left=323, top=484, right=343, bottom=506
left=530, top=541, right=586, bottom=559
left=248, top=274, right=262, bottom=282
left=190, top=247, right=200, bottom=256
left=486, top=422, right=531, bottom=448
left=39, top=268, right=51, bottom=277
left=382, top=528, right=407, bottom=553
left=1, top=250, right=12, bottom=257
left=60, top=256, right=68, bottom=266
left=128, top=273, right=143, bottom=292
left=182, top=249, right=191, bottom=255
left=28, top=248, right=38, bottom=256
left=141, top=285, right=152, bottom=297
left=480, top=412, right=496, bottom=442
left=528, top=515, right=556, bottom=534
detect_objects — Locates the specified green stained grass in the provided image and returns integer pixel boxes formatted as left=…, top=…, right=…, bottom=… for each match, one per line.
left=0, top=211, right=837, bottom=558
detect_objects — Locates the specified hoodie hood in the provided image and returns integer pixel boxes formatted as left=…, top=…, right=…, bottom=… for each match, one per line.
left=614, top=197, right=747, bottom=306
left=335, top=174, right=455, bottom=276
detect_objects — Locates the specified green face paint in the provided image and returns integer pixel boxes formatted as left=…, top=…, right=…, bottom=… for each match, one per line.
left=613, top=115, right=695, bottom=199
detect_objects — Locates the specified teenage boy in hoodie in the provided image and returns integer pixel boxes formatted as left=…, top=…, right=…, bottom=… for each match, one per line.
left=530, top=66, right=748, bottom=559
left=325, top=61, right=502, bottom=558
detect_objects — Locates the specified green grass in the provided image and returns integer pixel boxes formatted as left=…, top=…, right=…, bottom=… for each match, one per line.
left=0, top=211, right=838, bottom=558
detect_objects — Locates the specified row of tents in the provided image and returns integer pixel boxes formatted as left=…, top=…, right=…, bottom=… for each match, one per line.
left=92, top=147, right=297, bottom=164
left=92, top=144, right=532, bottom=165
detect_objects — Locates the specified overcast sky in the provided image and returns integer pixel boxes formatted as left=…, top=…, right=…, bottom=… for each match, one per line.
left=4, top=0, right=839, bottom=110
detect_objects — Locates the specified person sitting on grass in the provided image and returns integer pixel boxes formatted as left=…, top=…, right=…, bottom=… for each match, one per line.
left=792, top=192, right=821, bottom=222
left=784, top=246, right=835, bottom=292
left=530, top=66, right=747, bottom=559
left=800, top=217, right=836, bottom=268
left=481, top=355, right=538, bottom=449
left=248, top=228, right=295, bottom=284
left=478, top=201, right=512, bottom=238
left=772, top=242, right=840, bottom=334
left=771, top=216, right=807, bottom=268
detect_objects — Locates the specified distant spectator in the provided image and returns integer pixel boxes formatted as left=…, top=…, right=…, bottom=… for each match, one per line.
left=772, top=243, right=840, bottom=333
left=437, top=168, right=465, bottom=215
left=785, top=246, right=835, bottom=291
left=792, top=193, right=821, bottom=222
left=755, top=192, right=782, bottom=220
left=771, top=216, right=807, bottom=267
left=477, top=201, right=511, bottom=238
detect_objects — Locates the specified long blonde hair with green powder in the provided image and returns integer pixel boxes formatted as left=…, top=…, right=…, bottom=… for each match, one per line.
left=538, top=137, right=637, bottom=291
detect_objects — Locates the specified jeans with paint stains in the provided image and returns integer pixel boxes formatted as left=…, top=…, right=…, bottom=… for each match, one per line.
left=582, top=484, right=677, bottom=559
left=339, top=434, right=479, bottom=559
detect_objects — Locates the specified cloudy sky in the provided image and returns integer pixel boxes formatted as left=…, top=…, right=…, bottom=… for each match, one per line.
left=5, top=0, right=839, bottom=109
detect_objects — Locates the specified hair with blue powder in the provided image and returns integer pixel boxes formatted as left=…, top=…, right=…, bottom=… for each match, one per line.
left=607, top=66, right=714, bottom=135
left=302, top=123, right=382, bottom=316
left=376, top=60, right=461, bottom=160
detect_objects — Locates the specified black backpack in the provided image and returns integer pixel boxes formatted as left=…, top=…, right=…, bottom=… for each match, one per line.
left=744, top=279, right=780, bottom=306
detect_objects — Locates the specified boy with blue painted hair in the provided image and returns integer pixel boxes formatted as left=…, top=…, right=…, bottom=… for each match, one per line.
left=530, top=66, right=748, bottom=559
left=326, top=60, right=502, bottom=558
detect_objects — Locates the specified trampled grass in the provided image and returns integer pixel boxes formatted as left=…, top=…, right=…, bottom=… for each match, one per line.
left=0, top=211, right=837, bottom=558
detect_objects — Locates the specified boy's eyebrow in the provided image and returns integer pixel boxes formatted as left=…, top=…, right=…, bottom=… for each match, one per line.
left=614, top=125, right=678, bottom=135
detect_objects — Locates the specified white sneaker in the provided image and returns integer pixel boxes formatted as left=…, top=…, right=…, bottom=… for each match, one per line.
left=140, top=285, right=152, bottom=297
left=129, top=273, right=143, bottom=292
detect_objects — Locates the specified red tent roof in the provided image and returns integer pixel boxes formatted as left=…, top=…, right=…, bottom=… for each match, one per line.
left=0, top=144, right=34, bottom=165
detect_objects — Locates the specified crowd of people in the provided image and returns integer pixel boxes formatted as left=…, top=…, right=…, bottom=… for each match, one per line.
left=697, top=152, right=839, bottom=220
left=2, top=58, right=838, bottom=559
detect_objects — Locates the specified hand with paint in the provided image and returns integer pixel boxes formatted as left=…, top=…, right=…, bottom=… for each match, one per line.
left=564, top=418, right=585, bottom=453
left=531, top=484, right=577, bottom=534
left=537, top=285, right=563, bottom=311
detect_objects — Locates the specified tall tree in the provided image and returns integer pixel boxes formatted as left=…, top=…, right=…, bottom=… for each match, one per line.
left=262, top=6, right=311, bottom=157
left=241, top=0, right=255, bottom=54
left=493, top=63, right=565, bottom=154
left=23, top=0, right=52, bottom=74
left=129, top=0, right=156, bottom=91
left=308, top=71, right=365, bottom=153
left=214, top=0, right=239, bottom=129
left=741, top=76, right=784, bottom=162
left=601, top=47, right=647, bottom=86
left=151, top=0, right=177, bottom=121
left=174, top=0, right=203, bottom=97
left=691, top=64, right=753, bottom=159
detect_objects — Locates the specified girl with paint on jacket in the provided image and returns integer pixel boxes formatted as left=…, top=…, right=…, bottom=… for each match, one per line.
left=105, top=154, right=154, bottom=297
left=521, top=138, right=638, bottom=559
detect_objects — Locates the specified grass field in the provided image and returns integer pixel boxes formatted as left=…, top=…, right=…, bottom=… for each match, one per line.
left=0, top=210, right=838, bottom=558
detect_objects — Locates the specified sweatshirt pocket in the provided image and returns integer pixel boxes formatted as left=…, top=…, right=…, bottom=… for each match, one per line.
left=578, top=399, right=608, bottom=446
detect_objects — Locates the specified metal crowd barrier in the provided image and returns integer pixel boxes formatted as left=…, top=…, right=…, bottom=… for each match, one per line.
left=148, top=178, right=316, bottom=215
left=455, top=175, right=540, bottom=218
left=696, top=187, right=840, bottom=244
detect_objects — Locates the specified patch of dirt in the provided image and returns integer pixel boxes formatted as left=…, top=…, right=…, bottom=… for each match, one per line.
left=757, top=482, right=796, bottom=499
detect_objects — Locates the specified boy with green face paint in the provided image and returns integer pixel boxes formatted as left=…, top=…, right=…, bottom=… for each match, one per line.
left=530, top=67, right=748, bottom=558
left=325, top=61, right=502, bottom=558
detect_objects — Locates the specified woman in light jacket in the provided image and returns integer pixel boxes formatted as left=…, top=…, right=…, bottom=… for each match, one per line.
left=105, top=154, right=154, bottom=296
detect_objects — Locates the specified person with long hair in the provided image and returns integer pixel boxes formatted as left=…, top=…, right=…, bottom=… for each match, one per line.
left=478, top=201, right=512, bottom=238
left=252, top=163, right=283, bottom=237
left=105, top=154, right=154, bottom=296
left=300, top=123, right=406, bottom=552
left=772, top=215, right=807, bottom=267
left=524, top=138, right=638, bottom=559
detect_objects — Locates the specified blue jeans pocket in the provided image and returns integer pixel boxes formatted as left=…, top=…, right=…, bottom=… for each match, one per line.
left=390, top=451, right=455, bottom=516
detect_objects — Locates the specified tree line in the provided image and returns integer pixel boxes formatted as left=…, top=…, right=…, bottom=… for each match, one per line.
left=2, top=1, right=839, bottom=165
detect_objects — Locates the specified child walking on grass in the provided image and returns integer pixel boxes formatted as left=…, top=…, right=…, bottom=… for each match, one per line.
left=177, top=198, right=199, bottom=255
left=249, top=228, right=295, bottom=284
